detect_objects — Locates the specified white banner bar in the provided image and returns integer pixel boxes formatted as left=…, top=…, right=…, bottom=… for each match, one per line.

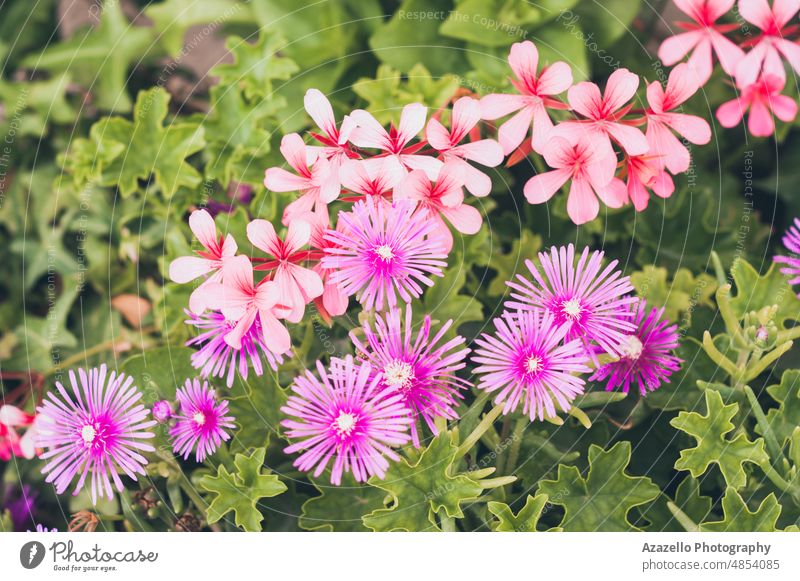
left=1, top=532, right=799, bottom=580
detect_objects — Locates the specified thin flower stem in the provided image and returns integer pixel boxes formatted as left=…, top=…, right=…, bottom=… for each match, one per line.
left=710, top=251, right=728, bottom=288
left=716, top=285, right=747, bottom=348
left=502, top=418, right=528, bottom=476
left=455, top=403, right=505, bottom=460
left=567, top=406, right=592, bottom=429
left=743, top=385, right=788, bottom=469
left=666, top=501, right=699, bottom=532
left=156, top=449, right=208, bottom=514
left=744, top=341, right=793, bottom=382
left=702, top=331, right=740, bottom=378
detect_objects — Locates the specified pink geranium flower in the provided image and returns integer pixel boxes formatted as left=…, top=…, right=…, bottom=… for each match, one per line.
left=304, top=88, right=357, bottom=167
left=479, top=40, right=573, bottom=155
left=264, top=133, right=339, bottom=225
left=169, top=209, right=238, bottom=314
left=426, top=96, right=504, bottom=196
left=321, top=199, right=448, bottom=311
left=559, top=68, right=649, bottom=157
left=717, top=73, right=798, bottom=136
left=204, top=255, right=291, bottom=354
left=658, top=0, right=745, bottom=84
left=169, top=379, right=235, bottom=462
left=645, top=63, right=712, bottom=173
left=624, top=155, right=675, bottom=211
left=506, top=244, right=637, bottom=357
left=736, top=0, right=800, bottom=86
left=0, top=405, right=37, bottom=460
left=339, top=157, right=406, bottom=204
left=395, top=161, right=483, bottom=252
left=523, top=128, right=627, bottom=225
left=247, top=218, right=323, bottom=323
left=349, top=104, right=443, bottom=179
left=281, top=355, right=412, bottom=485
left=37, top=365, right=156, bottom=504
left=306, top=208, right=349, bottom=322
left=472, top=310, right=591, bottom=420
left=351, top=305, right=471, bottom=447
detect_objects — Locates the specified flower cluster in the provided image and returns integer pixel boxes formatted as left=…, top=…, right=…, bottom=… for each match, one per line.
left=482, top=41, right=711, bottom=222
left=473, top=245, right=683, bottom=420
left=659, top=0, right=799, bottom=137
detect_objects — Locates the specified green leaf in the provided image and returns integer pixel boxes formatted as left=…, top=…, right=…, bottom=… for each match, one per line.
left=299, top=474, right=387, bottom=532
left=573, top=0, right=641, bottom=47
left=729, top=259, right=800, bottom=327
left=671, top=390, right=768, bottom=489
left=487, top=494, right=552, bottom=532
left=119, top=345, right=198, bottom=402
left=362, top=432, right=484, bottom=531
left=699, top=488, right=781, bottom=532
left=22, top=2, right=154, bottom=112
left=211, top=30, right=299, bottom=101
left=144, top=0, right=253, bottom=56
left=673, top=475, right=713, bottom=525
left=761, top=370, right=800, bottom=446
left=487, top=229, right=542, bottom=296
left=537, top=441, right=659, bottom=531
left=226, top=372, right=288, bottom=450
left=630, top=265, right=716, bottom=325
left=0, top=73, right=76, bottom=136
left=93, top=88, right=205, bottom=197
left=199, top=447, right=287, bottom=531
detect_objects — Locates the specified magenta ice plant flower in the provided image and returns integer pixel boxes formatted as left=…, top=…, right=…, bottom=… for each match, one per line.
left=426, top=96, right=504, bottom=196
left=152, top=401, right=172, bottom=423
left=717, top=73, right=798, bottom=136
left=735, top=0, right=800, bottom=86
left=36, top=365, right=156, bottom=504
left=506, top=244, right=637, bottom=357
left=479, top=40, right=573, bottom=155
left=185, top=309, right=286, bottom=388
left=559, top=68, right=649, bottom=157
left=169, top=209, right=238, bottom=314
left=349, top=103, right=443, bottom=179
left=351, top=305, right=471, bottom=447
left=523, top=128, right=626, bottom=225
left=658, top=0, right=744, bottom=85
left=590, top=301, right=682, bottom=395
left=281, top=355, right=412, bottom=485
left=321, top=199, right=448, bottom=311
left=264, top=133, right=339, bottom=225
left=472, top=310, right=591, bottom=420
left=170, top=379, right=235, bottom=462
left=645, top=63, right=712, bottom=173
left=395, top=161, right=483, bottom=252
left=774, top=217, right=800, bottom=288
left=247, top=218, right=323, bottom=323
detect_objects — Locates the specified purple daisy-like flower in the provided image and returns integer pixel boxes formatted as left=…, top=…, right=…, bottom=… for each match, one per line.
left=774, top=218, right=800, bottom=288
left=351, top=305, right=471, bottom=447
left=169, top=379, right=235, bottom=462
left=185, top=309, right=286, bottom=388
left=506, top=244, right=637, bottom=357
left=30, top=524, right=57, bottom=532
left=321, top=199, right=448, bottom=311
left=37, top=365, right=156, bottom=504
left=589, top=301, right=682, bottom=395
left=281, top=355, right=412, bottom=485
left=472, top=310, right=591, bottom=420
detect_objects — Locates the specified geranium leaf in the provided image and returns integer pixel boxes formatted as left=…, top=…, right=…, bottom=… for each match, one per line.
left=299, top=474, right=387, bottom=532
left=362, top=432, right=483, bottom=531
left=630, top=265, right=716, bottom=325
left=671, top=390, right=768, bottom=489
left=487, top=494, right=553, bottom=532
left=537, top=441, right=659, bottom=531
left=199, top=448, right=287, bottom=532
left=760, top=370, right=800, bottom=446
left=699, top=488, right=781, bottom=532
left=729, top=259, right=800, bottom=327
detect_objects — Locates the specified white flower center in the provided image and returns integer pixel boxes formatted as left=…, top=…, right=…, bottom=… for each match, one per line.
left=375, top=244, right=395, bottom=261
left=80, top=424, right=96, bottom=444
left=193, top=412, right=206, bottom=426
left=562, top=298, right=582, bottom=319
left=384, top=360, right=414, bottom=389
left=621, top=335, right=644, bottom=360
left=334, top=411, right=357, bottom=436
left=525, top=356, right=542, bottom=374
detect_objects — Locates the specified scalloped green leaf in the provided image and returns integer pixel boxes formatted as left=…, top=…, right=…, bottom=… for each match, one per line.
left=487, top=494, right=552, bottom=532
left=671, top=390, right=768, bottom=489
left=299, top=474, right=386, bottom=532
left=699, top=488, right=781, bottom=532
left=537, top=442, right=659, bottom=531
left=630, top=265, right=716, bottom=325
left=487, top=229, right=542, bottom=296
left=729, top=259, right=800, bottom=327
left=760, top=370, right=800, bottom=446
left=199, top=448, right=287, bottom=532
left=362, top=432, right=483, bottom=531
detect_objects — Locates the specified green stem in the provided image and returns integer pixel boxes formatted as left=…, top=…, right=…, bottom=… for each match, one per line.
left=702, top=331, right=740, bottom=378
left=157, top=450, right=208, bottom=513
left=502, top=418, right=528, bottom=476
left=716, top=285, right=747, bottom=348
left=744, top=341, right=793, bottom=382
left=455, top=403, right=504, bottom=460
left=567, top=406, right=592, bottom=429
left=666, top=501, right=699, bottom=532
left=710, top=251, right=728, bottom=287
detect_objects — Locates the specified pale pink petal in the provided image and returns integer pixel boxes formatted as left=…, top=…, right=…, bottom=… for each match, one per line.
left=264, top=167, right=309, bottom=192
left=646, top=119, right=691, bottom=173
left=224, top=308, right=257, bottom=349
left=426, top=117, right=452, bottom=150
left=568, top=81, right=604, bottom=118
left=769, top=93, right=799, bottom=122
left=453, top=156, right=494, bottom=197
left=0, top=405, right=30, bottom=427
left=709, top=31, right=745, bottom=76
left=259, top=310, right=291, bottom=354
left=451, top=96, right=481, bottom=139
left=498, top=106, right=534, bottom=155
left=776, top=38, right=800, bottom=75
left=566, top=177, right=600, bottom=225
left=603, top=68, right=640, bottom=112
left=397, top=103, right=427, bottom=145
left=349, top=109, right=390, bottom=150
left=663, top=112, right=712, bottom=144
left=627, top=173, right=650, bottom=211
left=304, top=88, right=337, bottom=138
left=748, top=99, right=775, bottom=136
left=652, top=170, right=675, bottom=198
left=773, top=0, right=800, bottom=28
left=664, top=63, right=700, bottom=109
left=658, top=30, right=703, bottom=66
left=541, top=134, right=579, bottom=168
left=453, top=139, right=504, bottom=167
left=530, top=102, right=556, bottom=154
left=523, top=168, right=572, bottom=204
left=399, top=154, right=443, bottom=180
left=247, top=219, right=280, bottom=257
left=285, top=219, right=312, bottom=252
left=280, top=133, right=309, bottom=174
left=686, top=37, right=714, bottom=85
left=169, top=256, right=213, bottom=284
left=479, top=94, right=526, bottom=120
left=322, top=278, right=348, bottom=317
left=536, top=61, right=573, bottom=95
left=290, top=264, right=324, bottom=301
left=605, top=122, right=649, bottom=155
left=442, top=203, right=482, bottom=234
left=735, top=42, right=768, bottom=86
left=395, top=169, right=430, bottom=202
left=716, top=97, right=747, bottom=128
left=739, top=0, right=775, bottom=29
left=705, top=0, right=737, bottom=20
left=593, top=177, right=628, bottom=209
left=584, top=149, right=618, bottom=187
left=508, top=40, right=539, bottom=85
left=188, top=209, right=218, bottom=251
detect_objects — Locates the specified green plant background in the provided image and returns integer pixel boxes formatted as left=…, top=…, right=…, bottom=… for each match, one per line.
left=1, top=0, right=799, bottom=532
